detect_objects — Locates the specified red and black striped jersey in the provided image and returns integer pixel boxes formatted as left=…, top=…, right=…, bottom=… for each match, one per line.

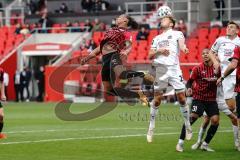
left=232, top=46, right=240, bottom=92
left=100, top=27, right=131, bottom=54
left=0, top=68, right=4, bottom=82
left=190, top=63, right=221, bottom=101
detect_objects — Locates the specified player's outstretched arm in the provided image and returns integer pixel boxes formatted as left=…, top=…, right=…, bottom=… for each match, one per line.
left=208, top=50, right=220, bottom=72
left=217, top=58, right=238, bottom=85
left=80, top=46, right=101, bottom=65
left=178, top=38, right=189, bottom=54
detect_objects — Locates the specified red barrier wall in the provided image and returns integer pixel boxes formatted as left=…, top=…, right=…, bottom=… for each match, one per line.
left=44, top=66, right=64, bottom=102
left=0, top=52, right=17, bottom=100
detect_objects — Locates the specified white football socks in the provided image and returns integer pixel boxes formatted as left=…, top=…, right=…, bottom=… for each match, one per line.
left=180, top=104, right=190, bottom=127
left=197, top=126, right=206, bottom=143
left=149, top=102, right=159, bottom=131
left=233, top=125, right=239, bottom=146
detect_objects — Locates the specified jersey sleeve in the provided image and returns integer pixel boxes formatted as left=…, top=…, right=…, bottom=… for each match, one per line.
left=176, top=31, right=185, bottom=40
left=211, top=37, right=221, bottom=52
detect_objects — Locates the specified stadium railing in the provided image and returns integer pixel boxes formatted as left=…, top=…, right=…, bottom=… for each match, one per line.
left=211, top=0, right=240, bottom=21
left=0, top=0, right=25, bottom=26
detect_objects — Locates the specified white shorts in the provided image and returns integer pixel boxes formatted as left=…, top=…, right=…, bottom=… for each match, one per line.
left=222, top=75, right=236, bottom=100
left=153, top=64, right=185, bottom=92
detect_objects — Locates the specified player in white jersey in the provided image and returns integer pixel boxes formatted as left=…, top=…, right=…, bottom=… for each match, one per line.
left=146, top=16, right=192, bottom=143
left=211, top=21, right=240, bottom=107
left=207, top=21, right=240, bottom=149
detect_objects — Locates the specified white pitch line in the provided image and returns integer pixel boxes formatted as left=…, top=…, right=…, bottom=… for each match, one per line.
left=4, top=127, right=175, bottom=134
left=4, top=126, right=232, bottom=134
left=0, top=130, right=232, bottom=145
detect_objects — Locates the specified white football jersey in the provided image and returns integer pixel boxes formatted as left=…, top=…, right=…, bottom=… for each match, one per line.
left=211, top=36, right=240, bottom=75
left=151, top=29, right=184, bottom=66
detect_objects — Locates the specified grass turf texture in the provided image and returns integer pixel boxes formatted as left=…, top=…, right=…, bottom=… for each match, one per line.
left=0, top=102, right=239, bottom=160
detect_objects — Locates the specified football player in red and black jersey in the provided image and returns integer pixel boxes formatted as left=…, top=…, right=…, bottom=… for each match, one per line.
left=176, top=49, right=221, bottom=152
left=81, top=14, right=149, bottom=104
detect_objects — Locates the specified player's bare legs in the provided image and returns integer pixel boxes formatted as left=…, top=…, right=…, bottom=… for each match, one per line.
left=176, top=113, right=199, bottom=152
left=200, top=115, right=219, bottom=152
left=102, top=81, right=115, bottom=102
left=176, top=91, right=192, bottom=140
left=226, top=98, right=236, bottom=112
left=192, top=115, right=210, bottom=150
left=192, top=110, right=238, bottom=150
left=147, top=91, right=161, bottom=143
left=218, top=97, right=238, bottom=149
left=103, top=65, right=149, bottom=104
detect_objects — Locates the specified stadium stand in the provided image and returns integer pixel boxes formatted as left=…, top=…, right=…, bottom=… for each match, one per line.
left=0, top=0, right=239, bottom=102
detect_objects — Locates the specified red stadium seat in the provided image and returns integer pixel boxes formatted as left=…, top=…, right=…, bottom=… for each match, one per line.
left=180, top=52, right=188, bottom=63
left=131, top=41, right=138, bottom=51
left=197, top=28, right=209, bottom=40
left=72, top=50, right=81, bottom=57
left=131, top=31, right=138, bottom=41
left=209, top=27, right=220, bottom=37
left=219, top=27, right=226, bottom=36
left=138, top=40, right=148, bottom=47
left=187, top=38, right=198, bottom=50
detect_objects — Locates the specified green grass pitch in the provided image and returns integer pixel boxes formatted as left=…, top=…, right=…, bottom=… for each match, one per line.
left=0, top=102, right=239, bottom=160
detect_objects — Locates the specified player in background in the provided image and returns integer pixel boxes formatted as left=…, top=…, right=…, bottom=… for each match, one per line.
left=0, top=67, right=6, bottom=139
left=192, top=51, right=239, bottom=150
left=208, top=21, right=240, bottom=147
left=217, top=45, right=240, bottom=151
left=176, top=49, right=221, bottom=152
left=81, top=14, right=149, bottom=103
left=146, top=16, right=191, bottom=143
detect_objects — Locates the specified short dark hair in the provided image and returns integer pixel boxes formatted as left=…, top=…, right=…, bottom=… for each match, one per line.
left=228, top=21, right=239, bottom=29
left=167, top=16, right=176, bottom=28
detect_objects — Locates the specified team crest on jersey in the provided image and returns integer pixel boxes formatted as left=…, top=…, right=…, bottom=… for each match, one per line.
left=167, top=35, right=172, bottom=39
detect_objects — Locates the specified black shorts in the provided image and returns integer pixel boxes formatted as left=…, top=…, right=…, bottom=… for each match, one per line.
left=101, top=52, right=122, bottom=82
left=191, top=100, right=219, bottom=117
left=0, top=102, right=2, bottom=108
left=236, top=93, right=240, bottom=118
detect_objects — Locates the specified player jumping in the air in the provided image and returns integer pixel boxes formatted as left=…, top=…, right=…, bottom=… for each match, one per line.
left=81, top=14, right=149, bottom=103
left=0, top=67, right=6, bottom=139
left=147, top=16, right=191, bottom=143
left=176, top=49, right=221, bottom=152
